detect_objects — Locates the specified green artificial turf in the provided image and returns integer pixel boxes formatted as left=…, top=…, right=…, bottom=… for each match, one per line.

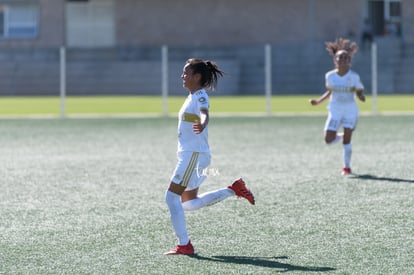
left=0, top=115, right=413, bottom=274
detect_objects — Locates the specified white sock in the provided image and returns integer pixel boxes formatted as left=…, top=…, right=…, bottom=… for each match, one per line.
left=327, top=133, right=344, bottom=145
left=343, top=143, right=352, bottom=168
left=182, top=188, right=234, bottom=211
left=165, top=190, right=189, bottom=246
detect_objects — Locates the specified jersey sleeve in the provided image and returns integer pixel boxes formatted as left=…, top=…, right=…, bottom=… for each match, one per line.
left=195, top=91, right=209, bottom=111
left=325, top=71, right=333, bottom=90
left=354, top=73, right=364, bottom=90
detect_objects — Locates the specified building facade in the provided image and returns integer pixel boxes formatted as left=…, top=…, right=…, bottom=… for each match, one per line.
left=0, top=0, right=408, bottom=48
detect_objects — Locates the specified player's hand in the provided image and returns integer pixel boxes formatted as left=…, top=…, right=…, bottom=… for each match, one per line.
left=309, top=99, right=319, bottom=106
left=358, top=94, right=366, bottom=102
left=192, top=120, right=204, bottom=134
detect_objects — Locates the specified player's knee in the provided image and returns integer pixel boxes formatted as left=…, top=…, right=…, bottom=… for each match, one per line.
left=182, top=198, right=202, bottom=211
left=325, top=136, right=334, bottom=144
left=165, top=190, right=179, bottom=205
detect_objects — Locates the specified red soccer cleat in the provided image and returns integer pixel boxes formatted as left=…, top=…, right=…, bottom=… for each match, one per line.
left=164, top=241, right=194, bottom=255
left=228, top=178, right=255, bottom=205
left=341, top=167, right=352, bottom=175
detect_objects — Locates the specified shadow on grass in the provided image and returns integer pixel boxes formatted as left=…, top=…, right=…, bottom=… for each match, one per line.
left=350, top=174, right=414, bottom=184
left=190, top=255, right=336, bottom=272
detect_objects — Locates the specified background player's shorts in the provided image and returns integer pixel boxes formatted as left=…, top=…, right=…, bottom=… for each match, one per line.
left=325, top=104, right=358, bottom=131
left=170, top=151, right=211, bottom=191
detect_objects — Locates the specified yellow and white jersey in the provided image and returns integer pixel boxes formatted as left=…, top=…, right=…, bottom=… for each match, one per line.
left=326, top=69, right=364, bottom=106
left=177, top=89, right=210, bottom=153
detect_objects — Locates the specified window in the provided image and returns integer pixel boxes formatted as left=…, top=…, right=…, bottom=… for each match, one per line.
left=385, top=0, right=401, bottom=36
left=367, top=0, right=401, bottom=36
left=0, top=3, right=39, bottom=38
left=389, top=2, right=401, bottom=17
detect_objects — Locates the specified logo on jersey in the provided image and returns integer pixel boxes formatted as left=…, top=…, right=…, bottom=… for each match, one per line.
left=199, top=97, right=207, bottom=103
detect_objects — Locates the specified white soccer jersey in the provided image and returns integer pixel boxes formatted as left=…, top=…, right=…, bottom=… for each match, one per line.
left=326, top=69, right=364, bottom=106
left=177, top=89, right=210, bottom=153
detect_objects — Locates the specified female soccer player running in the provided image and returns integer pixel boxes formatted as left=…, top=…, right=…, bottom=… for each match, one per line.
left=164, top=58, right=255, bottom=255
left=310, top=38, right=366, bottom=175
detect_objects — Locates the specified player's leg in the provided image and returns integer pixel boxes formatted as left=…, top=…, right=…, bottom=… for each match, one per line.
left=182, top=187, right=235, bottom=211
left=181, top=153, right=238, bottom=210
left=165, top=183, right=189, bottom=246
left=165, top=152, right=201, bottom=255
left=182, top=177, right=255, bottom=211
left=343, top=127, right=353, bottom=144
left=342, top=128, right=353, bottom=174
left=341, top=110, right=358, bottom=175
left=324, top=111, right=343, bottom=144
left=325, top=130, right=342, bottom=144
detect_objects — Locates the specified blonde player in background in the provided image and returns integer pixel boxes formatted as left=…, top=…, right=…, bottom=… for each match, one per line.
left=310, top=38, right=366, bottom=175
left=164, top=58, right=255, bottom=255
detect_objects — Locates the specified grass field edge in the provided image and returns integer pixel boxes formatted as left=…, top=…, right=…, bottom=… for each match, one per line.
left=1, top=111, right=414, bottom=120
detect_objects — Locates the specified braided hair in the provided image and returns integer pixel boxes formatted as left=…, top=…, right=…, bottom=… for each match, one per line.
left=185, top=58, right=225, bottom=91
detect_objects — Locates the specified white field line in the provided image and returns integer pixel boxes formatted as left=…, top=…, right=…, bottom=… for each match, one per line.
left=0, top=111, right=414, bottom=119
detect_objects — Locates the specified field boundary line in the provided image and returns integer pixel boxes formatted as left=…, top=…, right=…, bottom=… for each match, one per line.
left=0, top=111, right=413, bottom=119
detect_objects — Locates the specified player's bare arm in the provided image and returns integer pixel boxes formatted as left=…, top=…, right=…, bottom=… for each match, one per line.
left=192, top=109, right=209, bottom=134
left=310, top=90, right=331, bottom=106
left=356, top=89, right=366, bottom=102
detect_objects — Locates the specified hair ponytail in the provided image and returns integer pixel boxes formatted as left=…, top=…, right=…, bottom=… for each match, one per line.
left=205, top=61, right=224, bottom=90
left=186, top=58, right=225, bottom=91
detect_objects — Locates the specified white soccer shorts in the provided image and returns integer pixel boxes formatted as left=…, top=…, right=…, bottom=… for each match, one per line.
left=170, top=151, right=211, bottom=190
left=324, top=105, right=358, bottom=131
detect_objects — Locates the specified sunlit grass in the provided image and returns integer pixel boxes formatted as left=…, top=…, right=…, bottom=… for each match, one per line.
left=0, top=95, right=412, bottom=116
